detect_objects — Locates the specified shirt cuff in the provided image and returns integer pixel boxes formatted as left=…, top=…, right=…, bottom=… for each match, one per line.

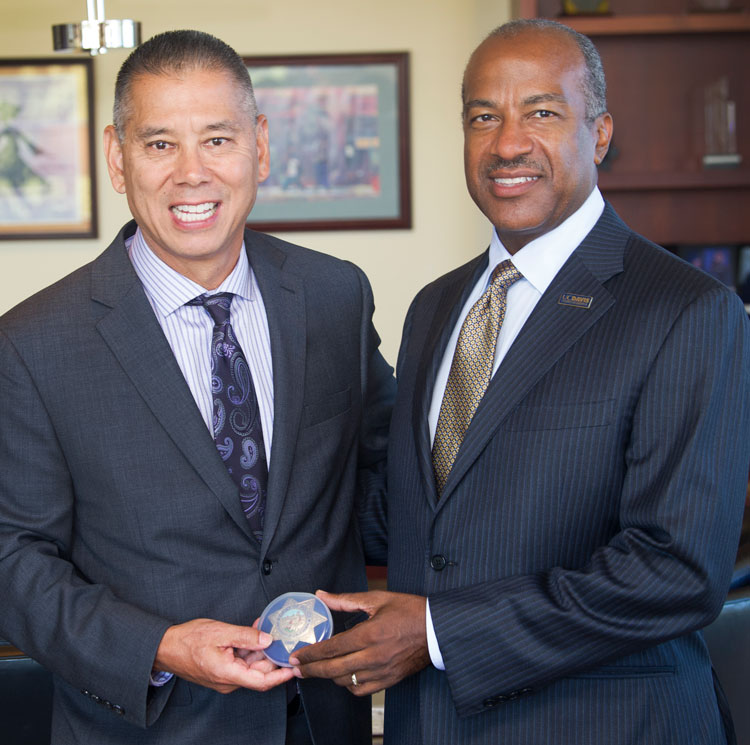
left=425, top=598, right=445, bottom=671
left=149, top=670, right=174, bottom=687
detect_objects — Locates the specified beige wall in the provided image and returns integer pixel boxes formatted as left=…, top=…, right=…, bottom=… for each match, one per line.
left=0, top=0, right=512, bottom=365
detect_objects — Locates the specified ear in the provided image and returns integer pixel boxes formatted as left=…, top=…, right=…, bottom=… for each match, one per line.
left=103, top=125, right=127, bottom=194
left=255, top=114, right=270, bottom=184
left=592, top=112, right=613, bottom=166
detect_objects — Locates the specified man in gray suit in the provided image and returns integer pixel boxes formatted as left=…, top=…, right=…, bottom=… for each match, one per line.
left=0, top=30, right=393, bottom=744
left=294, top=19, right=750, bottom=744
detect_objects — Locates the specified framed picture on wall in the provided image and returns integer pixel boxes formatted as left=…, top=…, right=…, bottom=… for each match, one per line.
left=0, top=58, right=97, bottom=240
left=243, top=52, right=411, bottom=231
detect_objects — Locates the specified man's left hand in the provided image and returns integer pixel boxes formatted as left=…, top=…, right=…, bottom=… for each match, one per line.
left=290, top=590, right=430, bottom=695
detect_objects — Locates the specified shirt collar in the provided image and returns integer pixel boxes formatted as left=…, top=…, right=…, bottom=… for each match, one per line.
left=128, top=227, right=255, bottom=317
left=487, top=187, right=605, bottom=295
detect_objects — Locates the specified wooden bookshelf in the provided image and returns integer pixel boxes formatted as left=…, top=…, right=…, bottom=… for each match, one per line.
left=517, top=1, right=750, bottom=245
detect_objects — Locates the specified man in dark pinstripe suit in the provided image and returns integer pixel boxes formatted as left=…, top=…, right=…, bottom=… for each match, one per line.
left=294, top=19, right=750, bottom=744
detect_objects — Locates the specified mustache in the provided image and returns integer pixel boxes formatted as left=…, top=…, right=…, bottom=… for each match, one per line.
left=483, top=155, right=543, bottom=174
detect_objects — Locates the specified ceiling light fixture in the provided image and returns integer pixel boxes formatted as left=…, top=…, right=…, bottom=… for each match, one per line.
left=52, top=0, right=140, bottom=55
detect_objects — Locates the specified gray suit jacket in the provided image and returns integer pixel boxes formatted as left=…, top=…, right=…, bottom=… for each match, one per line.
left=0, top=222, right=394, bottom=744
left=385, top=205, right=750, bottom=744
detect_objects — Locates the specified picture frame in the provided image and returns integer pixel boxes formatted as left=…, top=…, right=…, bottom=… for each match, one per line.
left=0, top=58, right=97, bottom=240
left=243, top=52, right=411, bottom=231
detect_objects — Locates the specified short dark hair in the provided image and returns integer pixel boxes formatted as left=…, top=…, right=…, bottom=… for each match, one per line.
left=464, top=19, right=608, bottom=122
left=113, top=30, right=258, bottom=141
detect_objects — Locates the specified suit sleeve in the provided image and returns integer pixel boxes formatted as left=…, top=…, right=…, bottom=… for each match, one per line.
left=0, top=329, right=174, bottom=728
left=349, top=264, right=395, bottom=567
left=429, top=287, right=750, bottom=716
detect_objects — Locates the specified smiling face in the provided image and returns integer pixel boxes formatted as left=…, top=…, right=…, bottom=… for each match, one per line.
left=104, top=67, right=269, bottom=288
left=462, top=29, right=612, bottom=254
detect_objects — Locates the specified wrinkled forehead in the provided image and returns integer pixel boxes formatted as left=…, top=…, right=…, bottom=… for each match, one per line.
left=463, top=29, right=585, bottom=101
left=127, top=65, right=238, bottom=97
left=122, top=68, right=253, bottom=129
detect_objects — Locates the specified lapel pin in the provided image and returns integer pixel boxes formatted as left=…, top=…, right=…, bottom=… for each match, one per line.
left=558, top=293, right=594, bottom=309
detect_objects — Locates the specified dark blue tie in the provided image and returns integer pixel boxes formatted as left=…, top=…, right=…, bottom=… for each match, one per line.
left=188, top=292, right=267, bottom=541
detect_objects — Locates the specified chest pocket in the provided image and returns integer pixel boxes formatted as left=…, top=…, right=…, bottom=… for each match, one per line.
left=503, top=398, right=616, bottom=432
left=301, top=387, right=351, bottom=428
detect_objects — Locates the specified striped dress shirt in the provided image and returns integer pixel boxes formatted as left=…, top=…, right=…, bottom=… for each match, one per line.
left=127, top=228, right=275, bottom=465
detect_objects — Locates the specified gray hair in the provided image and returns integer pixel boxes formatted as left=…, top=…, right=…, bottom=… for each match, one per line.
left=465, top=18, right=607, bottom=122
left=113, top=30, right=258, bottom=141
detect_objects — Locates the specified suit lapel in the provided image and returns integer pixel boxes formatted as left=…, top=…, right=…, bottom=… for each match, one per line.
left=439, top=204, right=629, bottom=503
left=243, top=231, right=306, bottom=553
left=91, top=225, right=256, bottom=540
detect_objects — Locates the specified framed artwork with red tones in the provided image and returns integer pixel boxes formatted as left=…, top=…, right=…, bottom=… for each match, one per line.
left=244, top=52, right=411, bottom=232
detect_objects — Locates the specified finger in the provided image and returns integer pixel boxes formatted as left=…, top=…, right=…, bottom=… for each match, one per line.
left=232, top=663, right=294, bottom=691
left=337, top=671, right=386, bottom=697
left=348, top=680, right=384, bottom=696
left=247, top=657, right=279, bottom=674
left=293, top=648, right=365, bottom=680
left=290, top=636, right=350, bottom=666
left=235, top=648, right=270, bottom=664
left=223, top=623, right=273, bottom=651
left=335, top=670, right=365, bottom=689
left=315, top=589, right=373, bottom=614
left=291, top=662, right=384, bottom=696
left=291, top=619, right=374, bottom=666
left=259, top=666, right=295, bottom=688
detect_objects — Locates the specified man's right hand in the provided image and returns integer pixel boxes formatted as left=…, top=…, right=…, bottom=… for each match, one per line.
left=153, top=619, right=294, bottom=693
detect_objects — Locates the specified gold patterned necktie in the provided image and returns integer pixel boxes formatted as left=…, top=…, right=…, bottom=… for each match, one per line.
left=432, top=259, right=523, bottom=496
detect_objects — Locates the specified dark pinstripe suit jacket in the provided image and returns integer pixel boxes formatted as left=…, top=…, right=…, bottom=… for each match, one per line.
left=384, top=205, right=750, bottom=744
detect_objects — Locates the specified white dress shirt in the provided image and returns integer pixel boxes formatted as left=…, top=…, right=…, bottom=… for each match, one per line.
left=425, top=187, right=605, bottom=670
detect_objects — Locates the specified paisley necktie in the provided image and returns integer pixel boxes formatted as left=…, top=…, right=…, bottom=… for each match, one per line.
left=188, top=292, right=267, bottom=541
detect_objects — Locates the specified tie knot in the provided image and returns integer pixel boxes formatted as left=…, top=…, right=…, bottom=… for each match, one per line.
left=187, top=292, right=234, bottom=327
left=490, top=259, right=522, bottom=289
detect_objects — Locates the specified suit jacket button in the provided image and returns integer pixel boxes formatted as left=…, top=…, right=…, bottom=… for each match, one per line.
left=113, top=705, right=125, bottom=715
left=430, top=554, right=447, bottom=571
left=262, top=559, right=273, bottom=575
left=482, top=697, right=498, bottom=708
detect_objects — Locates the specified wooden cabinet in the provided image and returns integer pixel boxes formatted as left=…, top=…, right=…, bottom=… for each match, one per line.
left=517, top=1, right=750, bottom=246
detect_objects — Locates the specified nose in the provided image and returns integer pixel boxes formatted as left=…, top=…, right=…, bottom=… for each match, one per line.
left=489, top=118, right=533, bottom=161
left=172, top=145, right=210, bottom=186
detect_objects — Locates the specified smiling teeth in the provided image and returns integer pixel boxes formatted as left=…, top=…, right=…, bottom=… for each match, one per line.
left=171, top=202, right=218, bottom=222
left=493, top=176, right=537, bottom=185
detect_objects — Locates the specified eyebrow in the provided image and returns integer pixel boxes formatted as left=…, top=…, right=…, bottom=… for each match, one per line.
left=463, top=92, right=568, bottom=115
left=133, top=126, right=170, bottom=141
left=463, top=98, right=495, bottom=115
left=522, top=93, right=568, bottom=106
left=133, top=120, right=243, bottom=141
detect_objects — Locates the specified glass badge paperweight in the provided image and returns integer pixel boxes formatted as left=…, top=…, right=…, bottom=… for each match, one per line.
left=258, top=592, right=333, bottom=667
